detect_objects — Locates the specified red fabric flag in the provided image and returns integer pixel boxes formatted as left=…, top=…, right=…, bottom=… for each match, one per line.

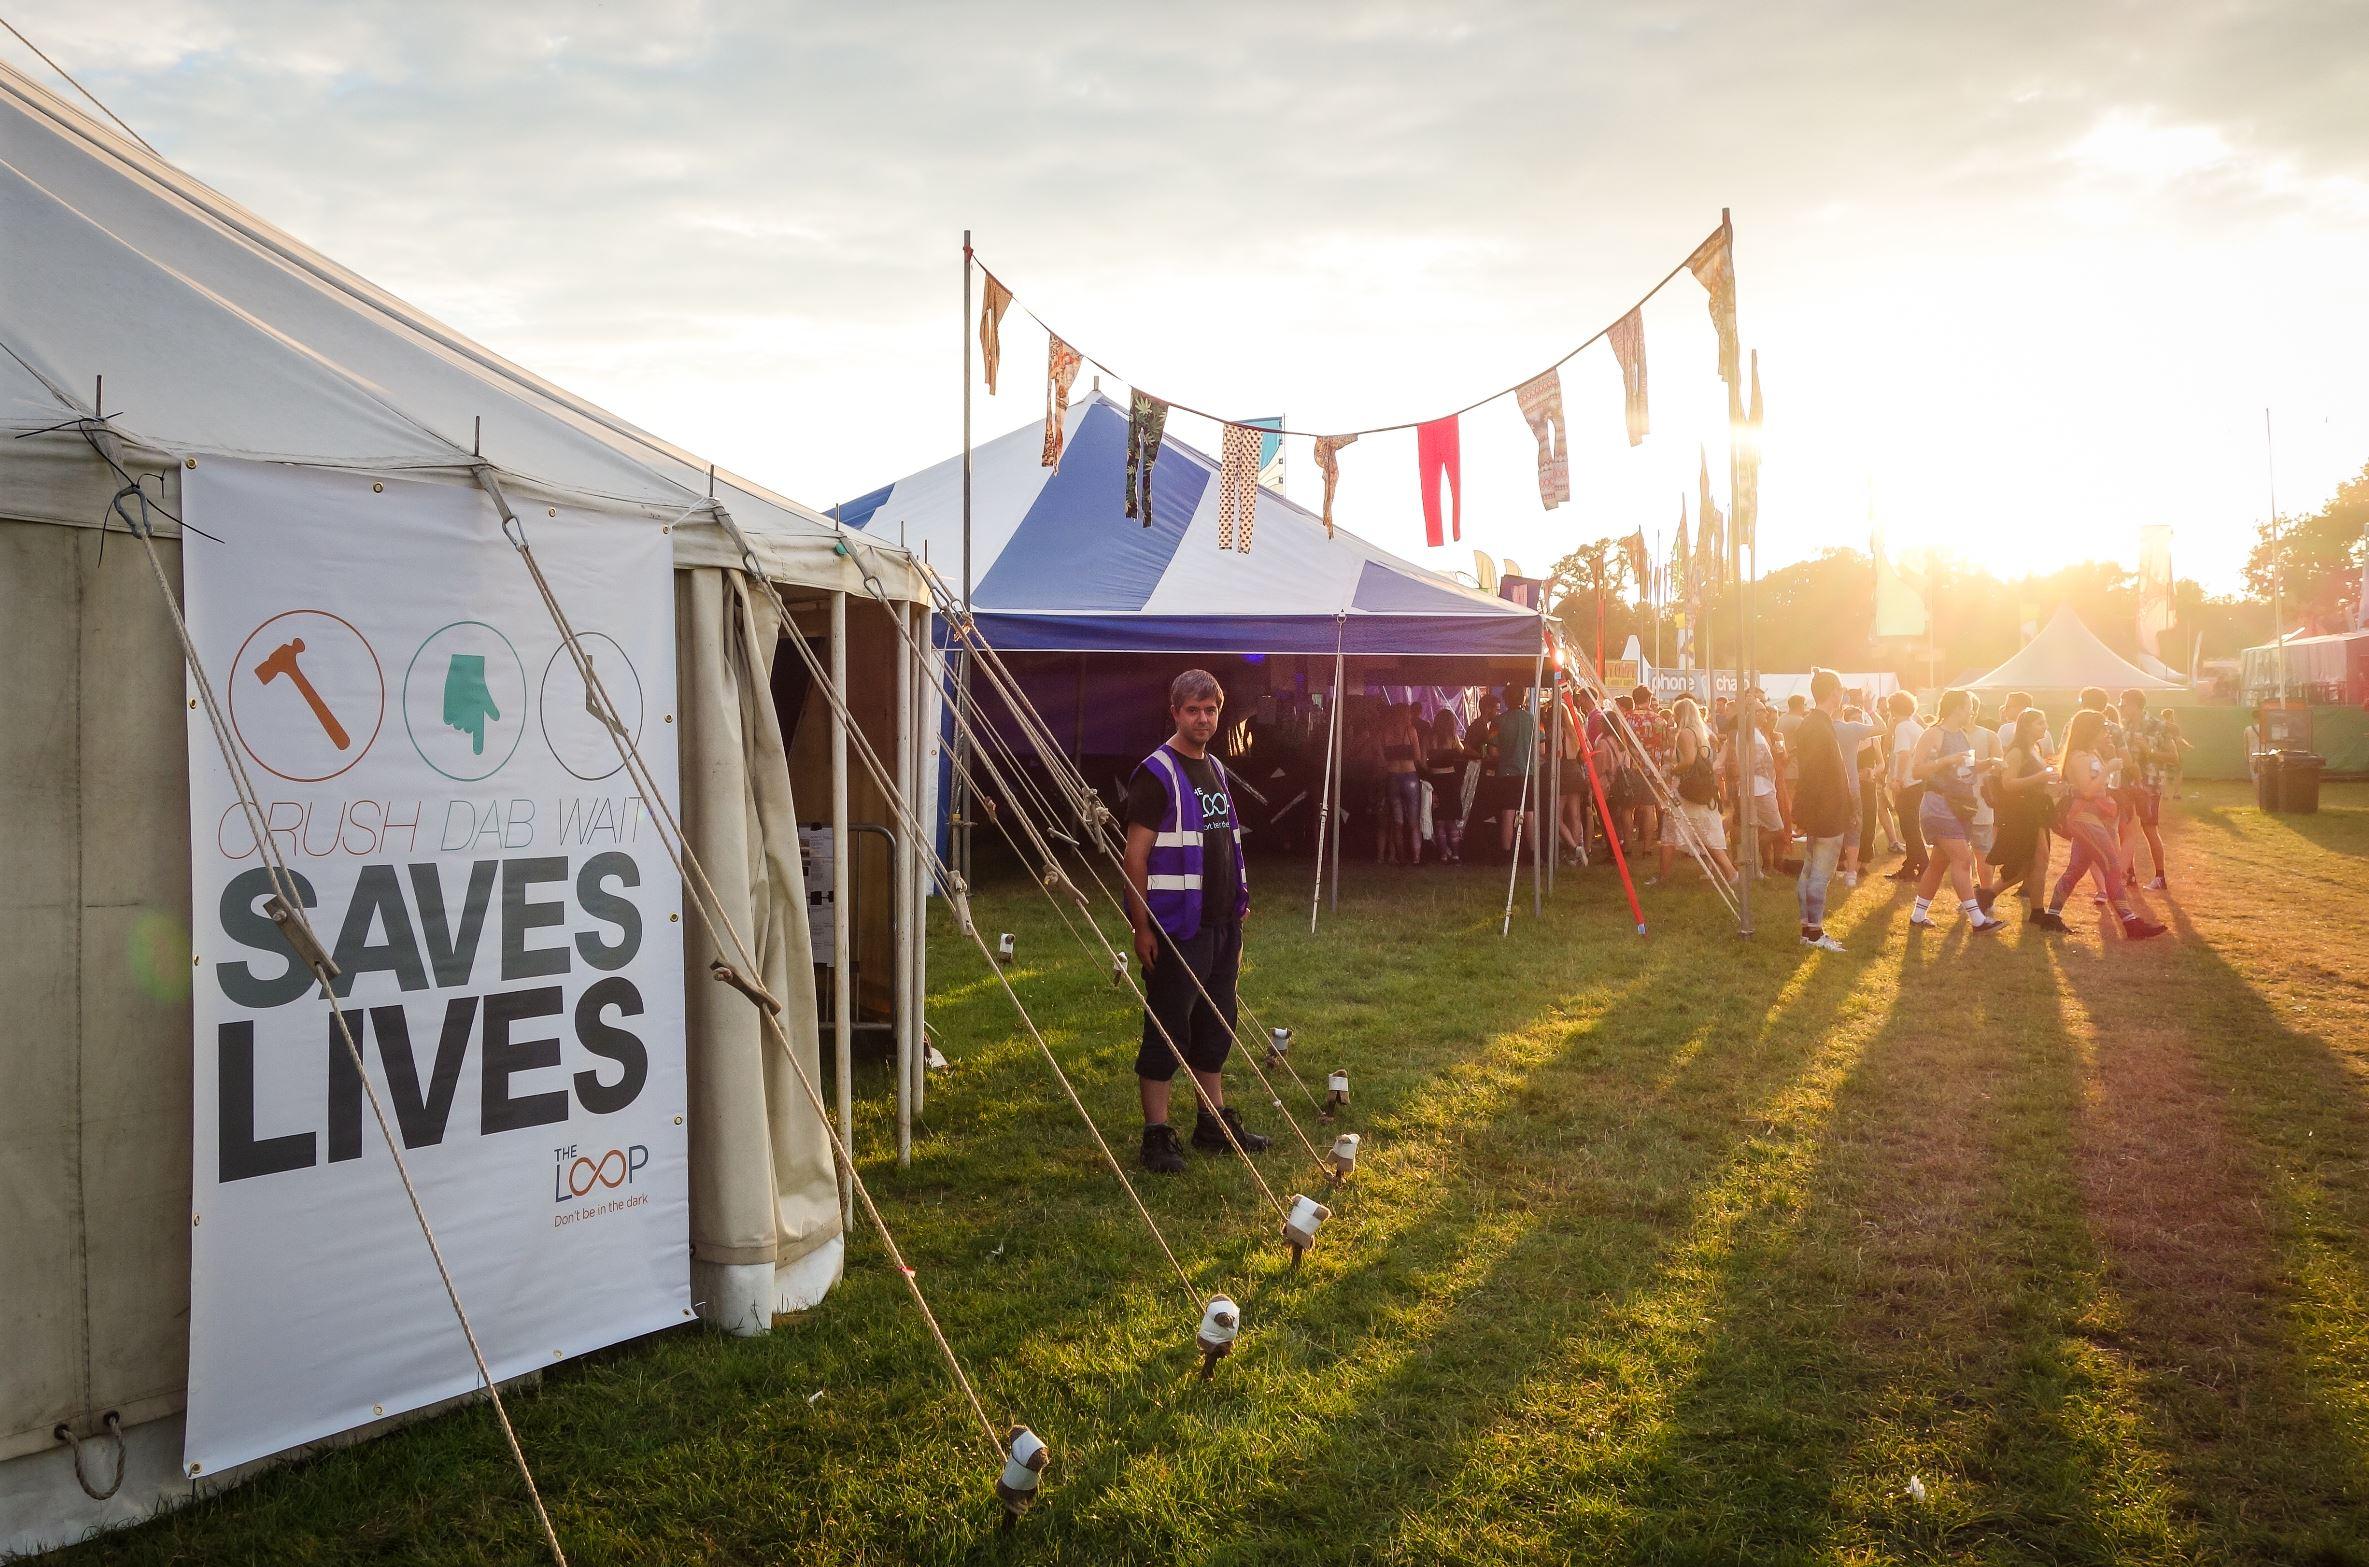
left=1416, top=416, right=1462, bottom=546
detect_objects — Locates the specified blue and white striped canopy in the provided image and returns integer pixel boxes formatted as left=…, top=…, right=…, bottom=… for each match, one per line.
left=836, top=391, right=1540, bottom=658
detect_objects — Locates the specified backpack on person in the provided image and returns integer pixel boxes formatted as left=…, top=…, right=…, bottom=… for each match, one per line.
left=1676, top=744, right=1718, bottom=806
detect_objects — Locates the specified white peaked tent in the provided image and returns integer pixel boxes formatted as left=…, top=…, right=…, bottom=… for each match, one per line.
left=1, top=60, right=929, bottom=1553
left=1964, top=605, right=2184, bottom=694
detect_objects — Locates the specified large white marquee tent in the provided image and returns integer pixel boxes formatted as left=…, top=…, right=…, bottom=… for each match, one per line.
left=1, top=59, right=925, bottom=1553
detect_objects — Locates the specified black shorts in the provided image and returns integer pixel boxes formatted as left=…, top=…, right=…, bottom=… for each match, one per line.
left=1135, top=919, right=1241, bottom=1080
left=2128, top=785, right=2161, bottom=827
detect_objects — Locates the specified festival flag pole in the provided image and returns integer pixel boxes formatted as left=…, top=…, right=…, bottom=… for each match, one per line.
left=956, top=229, right=975, bottom=880
left=1722, top=208, right=1754, bottom=940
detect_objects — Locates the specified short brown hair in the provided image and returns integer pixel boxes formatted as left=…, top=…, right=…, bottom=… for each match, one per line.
left=1169, top=669, right=1224, bottom=710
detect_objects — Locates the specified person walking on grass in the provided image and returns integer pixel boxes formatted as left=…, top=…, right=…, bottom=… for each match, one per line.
left=1124, top=669, right=1271, bottom=1173
left=2117, top=687, right=2171, bottom=891
left=2040, top=706, right=2168, bottom=941
left=1792, top=669, right=1855, bottom=952
left=1885, top=690, right=1928, bottom=882
left=1905, top=688, right=2008, bottom=934
left=1658, top=695, right=1740, bottom=886
left=1989, top=707, right=2058, bottom=925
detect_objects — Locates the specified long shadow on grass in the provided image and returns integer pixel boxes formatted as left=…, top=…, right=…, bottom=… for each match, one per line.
left=2049, top=912, right=2369, bottom=1564
left=1029, top=890, right=1902, bottom=1565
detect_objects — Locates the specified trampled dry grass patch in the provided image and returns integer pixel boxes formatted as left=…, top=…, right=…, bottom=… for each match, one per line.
left=50, top=782, right=2369, bottom=1565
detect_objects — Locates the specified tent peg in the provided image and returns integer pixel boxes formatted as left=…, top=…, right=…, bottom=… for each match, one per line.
left=1325, top=1132, right=1360, bottom=1186
left=1322, top=1069, right=1350, bottom=1120
left=1195, top=1295, right=1241, bottom=1380
left=1110, top=951, right=1128, bottom=988
left=1264, top=1026, right=1293, bottom=1069
left=1282, top=1193, right=1331, bottom=1268
left=995, top=932, right=1016, bottom=965
left=996, top=1426, right=1049, bottom=1522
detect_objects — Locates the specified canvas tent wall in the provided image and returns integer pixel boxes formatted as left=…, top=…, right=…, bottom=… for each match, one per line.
left=0, top=60, right=928, bottom=1554
left=1963, top=605, right=2183, bottom=697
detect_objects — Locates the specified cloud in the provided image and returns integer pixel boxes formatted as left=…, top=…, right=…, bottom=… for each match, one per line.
left=6, top=0, right=2365, bottom=589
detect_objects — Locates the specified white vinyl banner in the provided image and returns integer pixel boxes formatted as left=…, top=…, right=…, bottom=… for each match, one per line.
left=180, top=460, right=688, bottom=1476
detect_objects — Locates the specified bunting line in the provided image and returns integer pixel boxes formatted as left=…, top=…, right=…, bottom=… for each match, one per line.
left=971, top=219, right=1729, bottom=444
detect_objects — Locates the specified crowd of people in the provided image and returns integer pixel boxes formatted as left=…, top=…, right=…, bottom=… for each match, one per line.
left=1324, top=677, right=2188, bottom=950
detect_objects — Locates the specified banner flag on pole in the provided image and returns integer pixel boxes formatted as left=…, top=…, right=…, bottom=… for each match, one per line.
left=1735, top=350, right=1763, bottom=553
left=1697, top=445, right=1725, bottom=593
left=2137, top=524, right=2175, bottom=661
left=1686, top=224, right=1741, bottom=391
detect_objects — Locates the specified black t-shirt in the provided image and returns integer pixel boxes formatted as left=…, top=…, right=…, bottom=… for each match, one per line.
left=1125, top=750, right=1240, bottom=923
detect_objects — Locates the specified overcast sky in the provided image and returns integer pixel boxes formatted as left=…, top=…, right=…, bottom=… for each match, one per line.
left=9, top=0, right=2365, bottom=592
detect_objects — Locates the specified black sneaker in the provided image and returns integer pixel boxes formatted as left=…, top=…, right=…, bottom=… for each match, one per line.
left=1976, top=886, right=1998, bottom=916
left=2029, top=907, right=2068, bottom=932
left=1191, top=1105, right=1272, bottom=1154
left=1140, top=1124, right=1186, bottom=1174
left=2120, top=914, right=2168, bottom=942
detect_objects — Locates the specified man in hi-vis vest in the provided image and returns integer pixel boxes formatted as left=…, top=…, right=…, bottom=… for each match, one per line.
left=1123, top=669, right=1270, bottom=1173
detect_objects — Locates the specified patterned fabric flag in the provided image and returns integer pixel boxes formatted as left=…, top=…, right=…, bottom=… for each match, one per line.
left=1686, top=225, right=1741, bottom=391
left=1734, top=350, right=1762, bottom=553
left=1040, top=335, right=1082, bottom=470
left=1246, top=416, right=1287, bottom=491
left=1697, top=445, right=1725, bottom=591
left=1219, top=423, right=1260, bottom=552
left=979, top=276, right=1014, bottom=395
left=1607, top=308, right=1649, bottom=446
left=1125, top=390, right=1170, bottom=525
left=1313, top=433, right=1357, bottom=537
left=1623, top=528, right=1649, bottom=593
left=1514, top=369, right=1571, bottom=510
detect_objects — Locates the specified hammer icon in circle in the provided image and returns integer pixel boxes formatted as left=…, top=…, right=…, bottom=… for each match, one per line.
left=253, top=638, right=351, bottom=749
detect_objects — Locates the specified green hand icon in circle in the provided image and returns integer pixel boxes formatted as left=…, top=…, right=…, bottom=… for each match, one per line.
left=441, top=653, right=502, bottom=756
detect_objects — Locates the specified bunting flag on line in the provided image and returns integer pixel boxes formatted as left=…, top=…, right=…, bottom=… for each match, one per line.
left=1313, top=433, right=1356, bottom=538
left=1687, top=224, right=1741, bottom=392
left=1219, top=422, right=1260, bottom=552
left=1514, top=369, right=1571, bottom=511
left=1417, top=415, right=1462, bottom=547
left=1125, top=390, right=1169, bottom=525
left=1041, top=335, right=1082, bottom=469
left=979, top=275, right=1014, bottom=395
left=1608, top=307, right=1649, bottom=446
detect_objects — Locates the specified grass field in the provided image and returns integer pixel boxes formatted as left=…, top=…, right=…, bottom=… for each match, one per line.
left=55, top=781, right=2369, bottom=1565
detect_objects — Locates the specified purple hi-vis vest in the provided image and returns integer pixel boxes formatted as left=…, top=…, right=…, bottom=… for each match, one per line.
left=1138, top=742, right=1249, bottom=940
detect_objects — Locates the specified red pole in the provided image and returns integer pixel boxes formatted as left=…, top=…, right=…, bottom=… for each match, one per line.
left=1564, top=691, right=1646, bottom=934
